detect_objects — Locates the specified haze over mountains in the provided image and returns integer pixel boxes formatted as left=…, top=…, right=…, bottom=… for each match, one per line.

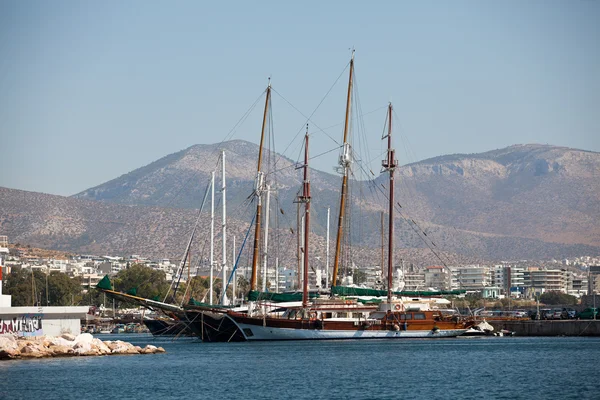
left=1, top=142, right=598, bottom=265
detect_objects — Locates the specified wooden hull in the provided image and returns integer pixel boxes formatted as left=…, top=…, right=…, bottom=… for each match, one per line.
left=226, top=312, right=469, bottom=341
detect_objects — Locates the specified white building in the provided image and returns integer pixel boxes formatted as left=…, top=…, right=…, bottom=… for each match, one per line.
left=450, top=265, right=492, bottom=291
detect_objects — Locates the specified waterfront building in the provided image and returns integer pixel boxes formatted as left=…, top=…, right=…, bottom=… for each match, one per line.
left=450, top=265, right=492, bottom=291
left=481, top=286, right=501, bottom=298
left=423, top=265, right=451, bottom=291
left=278, top=268, right=297, bottom=291
left=0, top=237, right=10, bottom=308
left=526, top=268, right=569, bottom=294
left=570, top=274, right=588, bottom=296
left=589, top=265, right=600, bottom=295
left=0, top=236, right=88, bottom=337
left=492, top=264, right=526, bottom=296
left=402, top=264, right=425, bottom=291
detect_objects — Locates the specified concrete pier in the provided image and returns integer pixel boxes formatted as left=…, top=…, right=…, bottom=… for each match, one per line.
left=489, top=320, right=600, bottom=336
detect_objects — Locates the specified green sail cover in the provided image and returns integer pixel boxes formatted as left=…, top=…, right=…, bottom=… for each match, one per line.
left=357, top=298, right=383, bottom=304
left=247, top=290, right=320, bottom=302
left=126, top=287, right=138, bottom=296
left=96, top=275, right=113, bottom=290
left=331, top=286, right=466, bottom=297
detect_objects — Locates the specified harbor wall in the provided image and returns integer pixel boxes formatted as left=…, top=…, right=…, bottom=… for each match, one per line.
left=489, top=320, right=600, bottom=336
left=0, top=306, right=89, bottom=337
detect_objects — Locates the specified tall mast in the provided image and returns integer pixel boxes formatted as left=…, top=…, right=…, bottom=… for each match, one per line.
left=332, top=50, right=355, bottom=287
left=221, top=150, right=227, bottom=305
left=382, top=103, right=397, bottom=304
left=209, top=171, right=215, bottom=304
left=296, top=202, right=301, bottom=289
left=275, top=257, right=279, bottom=293
left=299, top=129, right=311, bottom=308
left=381, top=211, right=385, bottom=281
left=325, top=207, right=330, bottom=289
left=232, top=235, right=236, bottom=304
left=262, top=184, right=271, bottom=292
left=250, top=80, right=271, bottom=291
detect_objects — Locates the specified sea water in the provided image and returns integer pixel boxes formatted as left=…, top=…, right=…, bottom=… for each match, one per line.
left=1, top=334, right=598, bottom=400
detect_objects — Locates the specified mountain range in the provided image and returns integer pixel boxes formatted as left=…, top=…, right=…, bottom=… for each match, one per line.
left=1, top=141, right=598, bottom=266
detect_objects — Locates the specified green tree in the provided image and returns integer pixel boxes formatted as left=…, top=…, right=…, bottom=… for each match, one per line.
left=4, top=267, right=83, bottom=306
left=464, top=292, right=484, bottom=309
left=213, top=279, right=234, bottom=302
left=237, top=276, right=249, bottom=295
left=3, top=267, right=35, bottom=306
left=539, top=291, right=577, bottom=306
left=47, top=272, right=83, bottom=306
left=179, top=276, right=210, bottom=304
left=113, top=264, right=169, bottom=303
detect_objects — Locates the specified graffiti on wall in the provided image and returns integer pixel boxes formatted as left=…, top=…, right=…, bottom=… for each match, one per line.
left=0, top=315, right=44, bottom=336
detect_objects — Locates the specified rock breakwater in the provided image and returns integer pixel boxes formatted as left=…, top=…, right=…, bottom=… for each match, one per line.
left=0, top=333, right=166, bottom=360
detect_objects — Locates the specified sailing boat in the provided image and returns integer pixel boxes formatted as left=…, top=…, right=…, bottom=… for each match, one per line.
left=223, top=54, right=471, bottom=340
left=181, top=81, right=278, bottom=342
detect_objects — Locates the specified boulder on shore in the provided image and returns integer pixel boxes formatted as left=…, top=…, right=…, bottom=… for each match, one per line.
left=0, top=334, right=166, bottom=360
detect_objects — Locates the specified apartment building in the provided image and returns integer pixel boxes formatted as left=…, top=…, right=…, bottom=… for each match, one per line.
left=450, top=265, right=492, bottom=291
left=423, top=266, right=451, bottom=291
left=526, top=268, right=569, bottom=293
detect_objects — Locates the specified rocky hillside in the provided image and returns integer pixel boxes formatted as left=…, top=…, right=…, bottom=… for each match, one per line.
left=2, top=142, right=599, bottom=262
left=74, top=139, right=340, bottom=210
left=388, top=144, right=600, bottom=248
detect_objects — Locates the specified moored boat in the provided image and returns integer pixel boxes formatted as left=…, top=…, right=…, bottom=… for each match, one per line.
left=143, top=316, right=193, bottom=337
left=224, top=63, right=471, bottom=339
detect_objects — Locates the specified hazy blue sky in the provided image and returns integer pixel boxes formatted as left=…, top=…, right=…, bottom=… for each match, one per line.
left=1, top=1, right=598, bottom=196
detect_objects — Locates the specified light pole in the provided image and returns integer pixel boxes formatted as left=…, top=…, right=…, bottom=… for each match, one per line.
left=45, top=266, right=49, bottom=306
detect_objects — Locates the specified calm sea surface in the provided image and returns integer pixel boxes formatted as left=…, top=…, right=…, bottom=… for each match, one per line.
left=1, top=334, right=598, bottom=400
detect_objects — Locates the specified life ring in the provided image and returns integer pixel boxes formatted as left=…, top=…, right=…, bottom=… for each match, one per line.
left=310, top=312, right=317, bottom=320
left=394, top=304, right=404, bottom=311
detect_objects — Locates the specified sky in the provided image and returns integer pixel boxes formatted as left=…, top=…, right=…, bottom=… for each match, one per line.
left=1, top=1, right=598, bottom=196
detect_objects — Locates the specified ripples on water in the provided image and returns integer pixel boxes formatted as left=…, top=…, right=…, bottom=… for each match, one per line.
left=1, top=334, right=598, bottom=400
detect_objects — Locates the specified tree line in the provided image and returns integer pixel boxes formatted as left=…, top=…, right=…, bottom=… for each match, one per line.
left=3, top=264, right=248, bottom=308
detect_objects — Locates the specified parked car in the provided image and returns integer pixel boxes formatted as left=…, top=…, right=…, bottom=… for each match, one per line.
left=513, top=310, right=528, bottom=318
left=552, top=308, right=564, bottom=320
left=543, top=309, right=555, bottom=320
left=562, top=308, right=576, bottom=319
left=578, top=307, right=598, bottom=319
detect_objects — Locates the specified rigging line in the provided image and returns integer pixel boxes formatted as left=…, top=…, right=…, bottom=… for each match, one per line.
left=164, top=176, right=213, bottom=303
left=397, top=210, right=450, bottom=268
left=310, top=144, right=344, bottom=163
left=392, top=108, right=420, bottom=164
left=262, top=145, right=343, bottom=183
left=390, top=108, right=440, bottom=242
left=159, top=90, right=265, bottom=211
left=271, top=88, right=339, bottom=146
left=391, top=108, right=421, bottom=206
left=132, top=213, right=209, bottom=295
left=396, top=207, right=451, bottom=267
left=364, top=158, right=453, bottom=268
left=320, top=105, right=389, bottom=133
left=271, top=61, right=350, bottom=162
left=351, top=71, right=369, bottom=182
left=222, top=213, right=256, bottom=302
left=351, top=72, right=365, bottom=174
left=222, top=89, right=267, bottom=143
